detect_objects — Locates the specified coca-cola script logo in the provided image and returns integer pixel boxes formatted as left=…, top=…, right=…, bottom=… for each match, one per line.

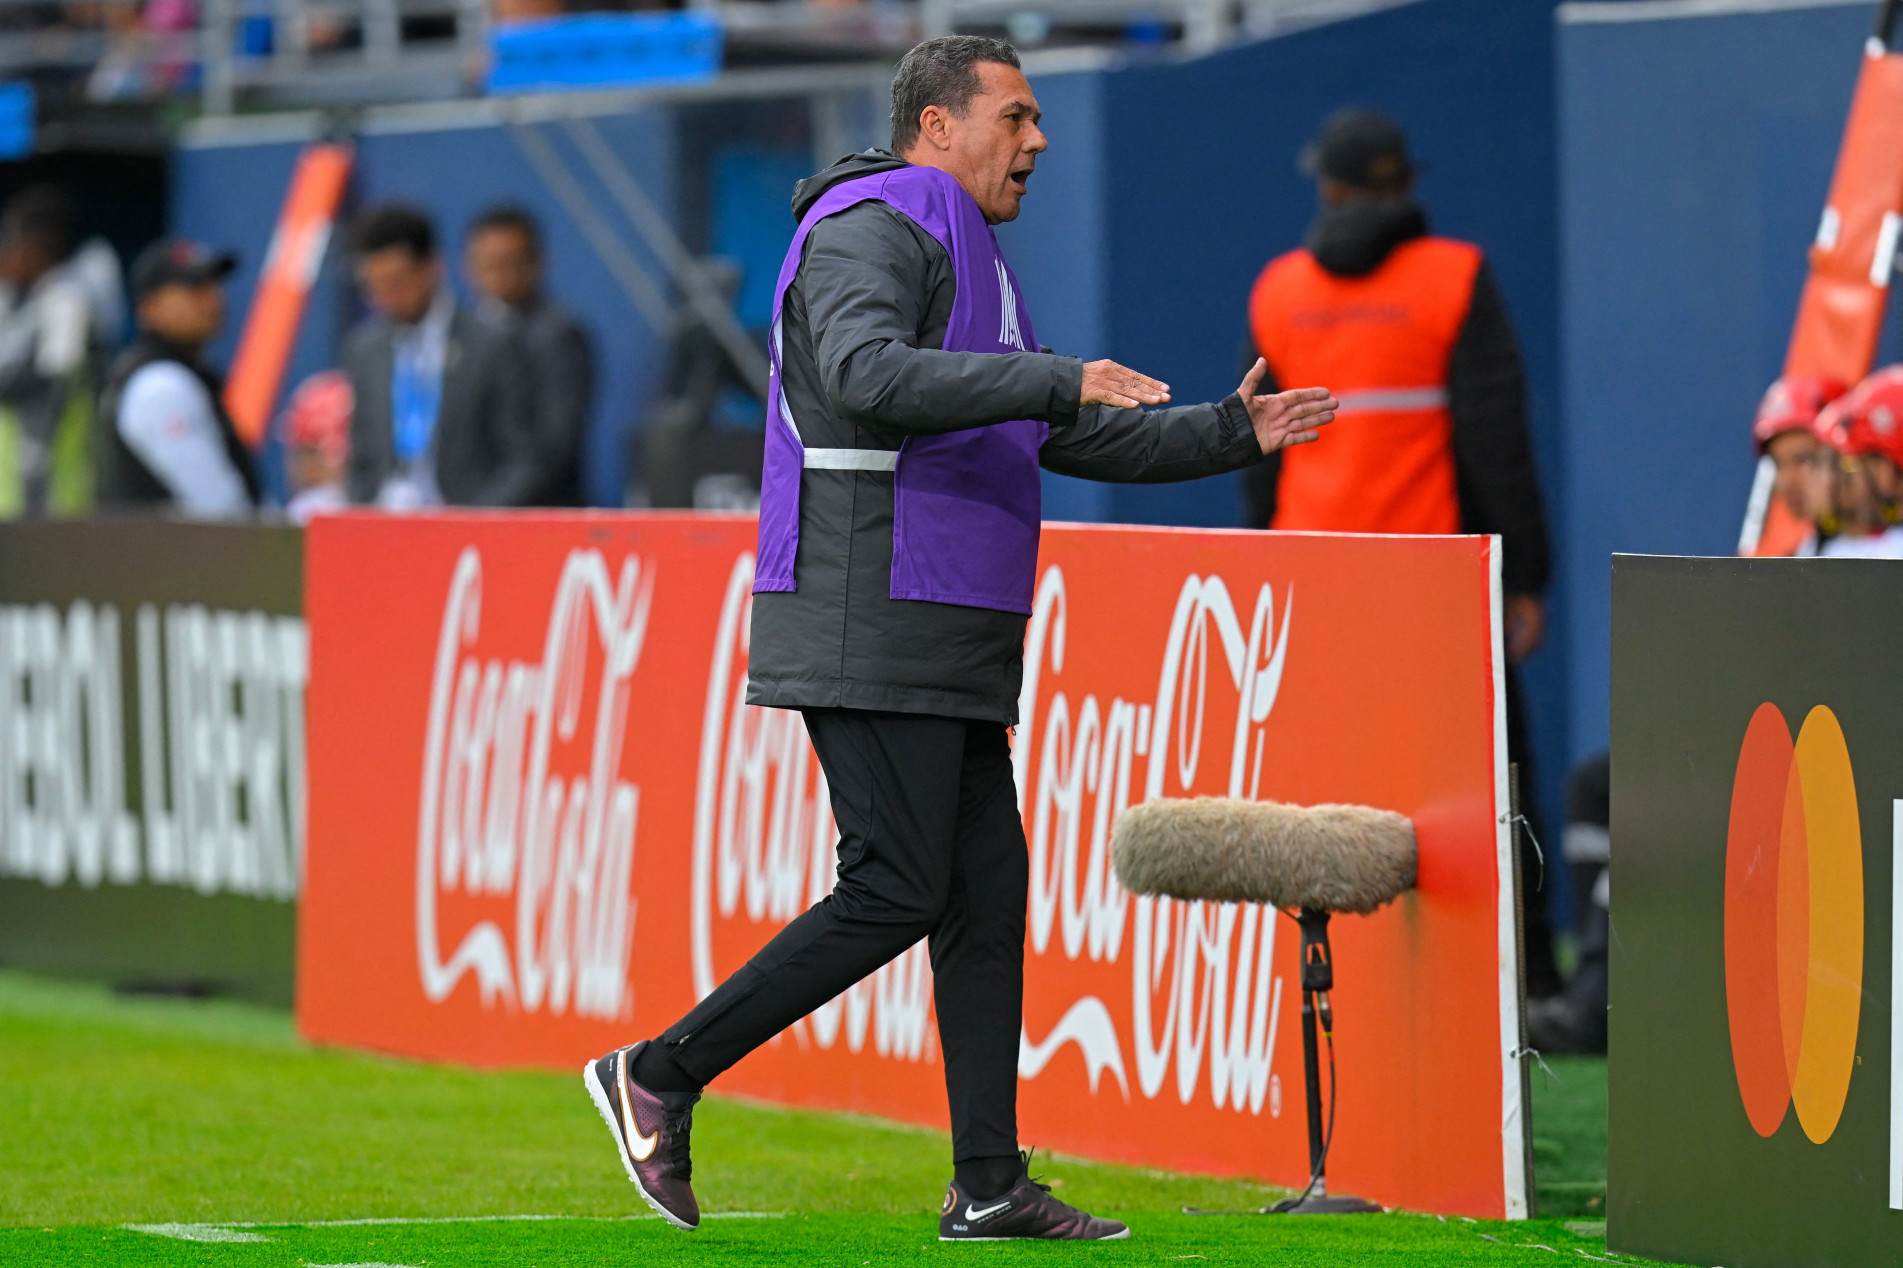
left=1018, top=566, right=1292, bottom=1111
left=691, top=554, right=936, bottom=1064
left=416, top=547, right=653, bottom=1022
left=688, top=553, right=1296, bottom=1112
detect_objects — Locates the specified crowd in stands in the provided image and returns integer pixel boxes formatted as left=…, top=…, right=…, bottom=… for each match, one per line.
left=7, top=0, right=732, bottom=107
left=0, top=184, right=599, bottom=521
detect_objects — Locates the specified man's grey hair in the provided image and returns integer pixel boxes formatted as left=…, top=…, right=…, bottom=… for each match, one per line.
left=889, top=36, right=1021, bottom=155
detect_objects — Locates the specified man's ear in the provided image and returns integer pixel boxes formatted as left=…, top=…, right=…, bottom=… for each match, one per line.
left=913, top=103, right=953, bottom=154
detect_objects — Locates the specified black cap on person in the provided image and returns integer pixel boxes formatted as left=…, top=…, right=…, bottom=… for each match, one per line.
left=1299, top=108, right=1415, bottom=192
left=131, top=238, right=238, bottom=300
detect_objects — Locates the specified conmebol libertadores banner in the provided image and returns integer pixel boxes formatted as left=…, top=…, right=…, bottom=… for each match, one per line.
left=298, top=512, right=1524, bottom=1218
left=0, top=521, right=306, bottom=1004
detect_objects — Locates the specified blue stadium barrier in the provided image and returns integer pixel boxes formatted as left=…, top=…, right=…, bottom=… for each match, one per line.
left=0, top=82, right=33, bottom=160
left=488, top=13, right=723, bottom=95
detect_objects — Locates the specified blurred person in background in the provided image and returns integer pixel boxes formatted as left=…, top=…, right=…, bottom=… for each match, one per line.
left=492, top=0, right=560, bottom=21
left=1527, top=752, right=1609, bottom=1055
left=1752, top=373, right=1844, bottom=556
left=0, top=183, right=125, bottom=516
left=343, top=203, right=540, bottom=509
left=280, top=369, right=352, bottom=522
left=463, top=204, right=593, bottom=506
left=1813, top=366, right=1903, bottom=558
left=86, top=0, right=198, bottom=101
left=634, top=256, right=763, bottom=509
left=96, top=239, right=259, bottom=517
left=1240, top=108, right=1559, bottom=992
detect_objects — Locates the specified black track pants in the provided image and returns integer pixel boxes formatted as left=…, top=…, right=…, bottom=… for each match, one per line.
left=653, top=707, right=1029, bottom=1161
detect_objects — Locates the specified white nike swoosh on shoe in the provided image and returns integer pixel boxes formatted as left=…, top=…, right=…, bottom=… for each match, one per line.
left=618, top=1048, right=660, bottom=1163
left=964, top=1200, right=1012, bottom=1221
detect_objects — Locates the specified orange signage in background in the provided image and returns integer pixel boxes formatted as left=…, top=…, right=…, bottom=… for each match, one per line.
left=298, top=513, right=1525, bottom=1218
left=223, top=143, right=353, bottom=449
left=1783, top=42, right=1903, bottom=388
left=1746, top=23, right=1903, bottom=557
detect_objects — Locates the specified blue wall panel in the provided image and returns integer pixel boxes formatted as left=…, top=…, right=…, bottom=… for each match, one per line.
left=1557, top=0, right=1900, bottom=762
left=998, top=67, right=1113, bottom=524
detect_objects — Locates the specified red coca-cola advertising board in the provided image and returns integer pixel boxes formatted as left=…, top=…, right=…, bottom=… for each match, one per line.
left=298, top=512, right=1524, bottom=1218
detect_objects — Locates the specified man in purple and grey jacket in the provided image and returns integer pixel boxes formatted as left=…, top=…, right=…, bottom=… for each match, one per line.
left=584, top=36, right=1337, bottom=1241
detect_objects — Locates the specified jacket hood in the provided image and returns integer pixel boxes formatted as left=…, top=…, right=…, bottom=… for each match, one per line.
left=791, top=150, right=910, bottom=220
left=1305, top=198, right=1429, bottom=277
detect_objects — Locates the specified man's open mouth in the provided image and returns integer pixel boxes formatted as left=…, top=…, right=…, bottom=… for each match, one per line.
left=1009, top=167, right=1033, bottom=192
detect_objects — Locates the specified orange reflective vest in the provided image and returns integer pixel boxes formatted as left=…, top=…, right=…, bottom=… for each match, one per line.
left=1247, top=236, right=1483, bottom=534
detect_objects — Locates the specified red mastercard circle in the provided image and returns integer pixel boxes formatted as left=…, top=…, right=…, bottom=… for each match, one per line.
left=1723, top=702, right=1863, bottom=1143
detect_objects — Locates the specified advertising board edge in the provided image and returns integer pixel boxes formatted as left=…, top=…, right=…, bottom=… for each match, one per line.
left=1489, top=532, right=1530, bottom=1218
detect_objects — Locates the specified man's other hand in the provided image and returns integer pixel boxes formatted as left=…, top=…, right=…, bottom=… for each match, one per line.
left=1241, top=359, right=1335, bottom=454
left=1081, top=360, right=1171, bottom=409
left=1505, top=593, right=1545, bottom=664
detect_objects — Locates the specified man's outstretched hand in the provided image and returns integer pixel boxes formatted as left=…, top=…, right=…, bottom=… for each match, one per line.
left=1080, top=359, right=1171, bottom=409
left=1241, top=359, right=1335, bottom=454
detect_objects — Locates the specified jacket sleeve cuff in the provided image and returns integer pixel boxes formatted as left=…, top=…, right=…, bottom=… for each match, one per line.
left=1046, top=356, right=1083, bottom=428
left=1216, top=393, right=1264, bottom=464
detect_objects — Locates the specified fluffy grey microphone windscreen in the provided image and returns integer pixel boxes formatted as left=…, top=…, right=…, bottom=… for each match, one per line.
left=1110, top=797, right=1417, bottom=914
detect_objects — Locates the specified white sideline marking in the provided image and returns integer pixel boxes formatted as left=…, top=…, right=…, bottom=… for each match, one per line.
left=129, top=1211, right=786, bottom=1239
left=278, top=1211, right=784, bottom=1227
left=123, top=1224, right=269, bottom=1243
left=311, top=1263, right=423, bottom=1267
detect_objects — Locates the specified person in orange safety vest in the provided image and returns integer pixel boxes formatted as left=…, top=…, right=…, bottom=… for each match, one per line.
left=1242, top=107, right=1558, bottom=991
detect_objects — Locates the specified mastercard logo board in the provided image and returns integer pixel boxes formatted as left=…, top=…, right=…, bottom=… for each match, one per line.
left=1723, top=702, right=1864, bottom=1144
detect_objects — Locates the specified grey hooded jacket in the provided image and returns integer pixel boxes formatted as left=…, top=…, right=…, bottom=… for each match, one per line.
left=745, top=151, right=1265, bottom=724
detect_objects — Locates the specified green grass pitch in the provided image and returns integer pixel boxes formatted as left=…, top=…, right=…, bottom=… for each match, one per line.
left=0, top=969, right=1665, bottom=1266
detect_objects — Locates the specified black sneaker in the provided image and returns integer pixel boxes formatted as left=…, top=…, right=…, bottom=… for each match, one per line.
left=1526, top=993, right=1608, bottom=1055
left=583, top=1041, right=700, bottom=1229
left=938, top=1159, right=1129, bottom=1240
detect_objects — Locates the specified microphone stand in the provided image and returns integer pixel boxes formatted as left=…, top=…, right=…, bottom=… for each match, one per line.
left=1267, top=908, right=1383, bottom=1214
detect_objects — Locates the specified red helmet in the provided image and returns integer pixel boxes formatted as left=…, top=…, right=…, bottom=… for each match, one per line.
left=1753, top=373, right=1846, bottom=452
left=1817, top=366, right=1903, bottom=464
left=280, top=370, right=353, bottom=461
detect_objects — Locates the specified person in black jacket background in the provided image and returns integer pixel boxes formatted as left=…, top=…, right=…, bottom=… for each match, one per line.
left=463, top=205, right=594, bottom=507
left=97, top=239, right=259, bottom=516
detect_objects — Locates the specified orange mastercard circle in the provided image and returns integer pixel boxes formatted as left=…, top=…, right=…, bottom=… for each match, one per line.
left=1723, top=703, right=1863, bottom=1143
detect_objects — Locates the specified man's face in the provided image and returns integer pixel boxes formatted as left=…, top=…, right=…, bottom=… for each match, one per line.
left=1767, top=429, right=1833, bottom=523
left=914, top=62, right=1047, bottom=225
left=1870, top=454, right=1903, bottom=503
left=0, top=236, right=54, bottom=287
left=465, top=226, right=539, bottom=310
left=1831, top=452, right=1889, bottom=535
left=138, top=281, right=225, bottom=346
left=356, top=247, right=441, bottom=325
left=290, top=441, right=344, bottom=493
